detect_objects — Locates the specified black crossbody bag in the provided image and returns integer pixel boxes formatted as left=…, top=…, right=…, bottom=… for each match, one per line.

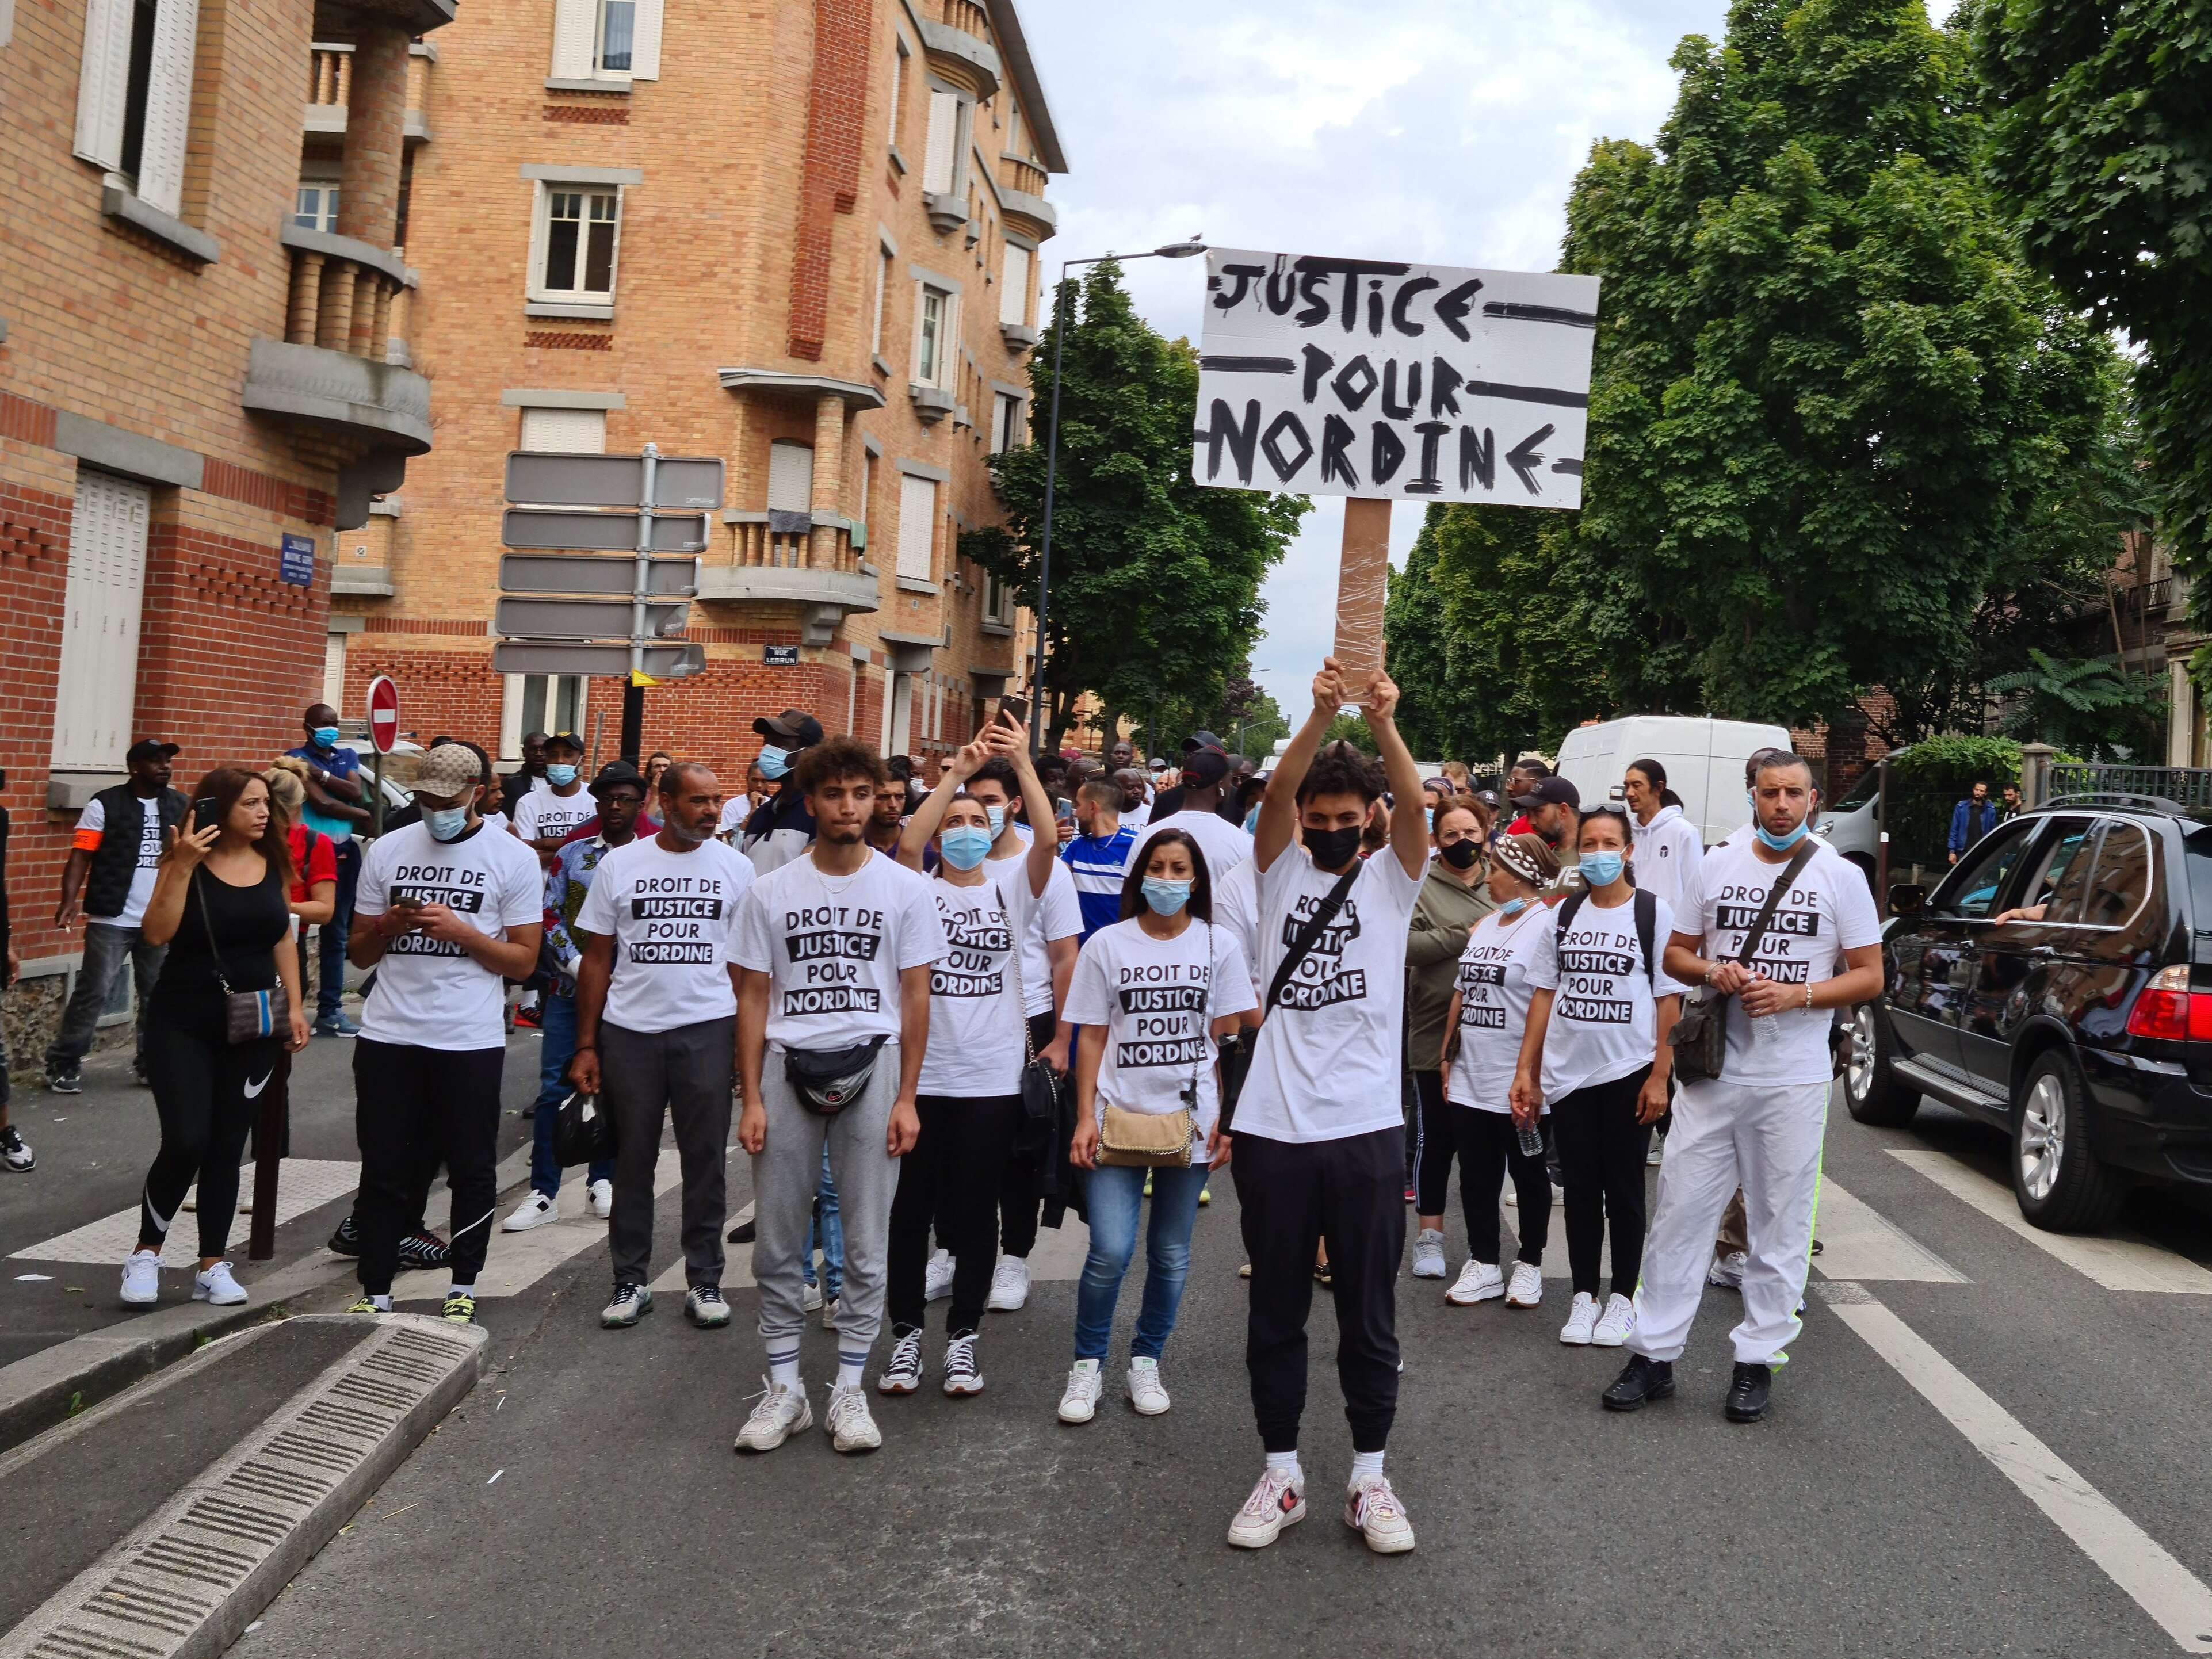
left=785, top=1035, right=887, bottom=1115
left=1222, top=864, right=1361, bottom=1133
left=1668, top=840, right=1817, bottom=1084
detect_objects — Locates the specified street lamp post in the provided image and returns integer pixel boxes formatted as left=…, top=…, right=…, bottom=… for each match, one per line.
left=1030, top=237, right=1206, bottom=754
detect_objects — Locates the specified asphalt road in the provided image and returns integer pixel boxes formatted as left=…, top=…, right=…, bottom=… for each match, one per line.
left=219, top=1087, right=2212, bottom=1659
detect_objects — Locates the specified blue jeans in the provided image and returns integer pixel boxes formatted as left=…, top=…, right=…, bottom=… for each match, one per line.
left=314, top=838, right=361, bottom=1020
left=46, top=920, right=166, bottom=1070
left=803, top=1145, right=843, bottom=1298
left=530, top=988, right=612, bottom=1197
left=1073, top=1161, right=1208, bottom=1362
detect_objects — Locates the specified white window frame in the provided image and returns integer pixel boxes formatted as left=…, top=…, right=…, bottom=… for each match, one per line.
left=501, top=675, right=590, bottom=765
left=322, top=629, right=349, bottom=709
left=922, top=85, right=971, bottom=197
left=528, top=182, right=625, bottom=307
left=912, top=282, right=957, bottom=389
left=872, top=243, right=892, bottom=355
left=888, top=35, right=910, bottom=147
left=990, top=391, right=1024, bottom=454
left=293, top=177, right=341, bottom=233
left=519, top=406, right=607, bottom=453
left=767, top=441, right=815, bottom=514
left=895, top=472, right=938, bottom=583
left=549, top=0, right=659, bottom=83
left=53, top=472, right=151, bottom=773
left=75, top=0, right=198, bottom=217
left=1000, top=240, right=1031, bottom=327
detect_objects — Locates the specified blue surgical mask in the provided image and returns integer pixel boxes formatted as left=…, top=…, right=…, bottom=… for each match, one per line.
left=1579, top=850, right=1626, bottom=888
left=1426, top=806, right=1435, bottom=831
left=757, top=745, right=791, bottom=780
left=1748, top=790, right=1812, bottom=851
left=1497, top=897, right=1530, bottom=918
left=422, top=805, right=469, bottom=842
left=1244, top=804, right=1262, bottom=834
left=311, top=725, right=340, bottom=750
left=544, top=764, right=578, bottom=788
left=1141, top=878, right=1192, bottom=916
left=985, top=805, right=1006, bottom=840
left=939, top=825, right=992, bottom=870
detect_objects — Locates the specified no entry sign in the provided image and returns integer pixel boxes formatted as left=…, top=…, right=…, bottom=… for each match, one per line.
left=366, top=675, right=399, bottom=755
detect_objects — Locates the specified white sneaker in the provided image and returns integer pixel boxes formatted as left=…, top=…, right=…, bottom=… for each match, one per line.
left=1504, top=1261, right=1544, bottom=1308
left=733, top=1379, right=812, bottom=1452
left=1708, top=1249, right=1747, bottom=1290
left=1126, top=1356, right=1170, bottom=1416
left=601, top=1283, right=652, bottom=1328
left=878, top=1329, right=923, bottom=1394
left=587, top=1178, right=614, bottom=1220
left=1409, top=1228, right=1447, bottom=1279
left=1057, top=1359, right=1103, bottom=1424
left=1227, top=1467, right=1306, bottom=1549
left=1647, top=1138, right=1665, bottom=1168
left=192, top=1261, right=246, bottom=1305
left=987, top=1254, right=1030, bottom=1311
left=1503, top=1185, right=1518, bottom=1208
left=1345, top=1475, right=1416, bottom=1554
left=1445, top=1260, right=1504, bottom=1306
left=822, top=1295, right=840, bottom=1332
left=1592, top=1293, right=1636, bottom=1347
left=924, top=1248, right=954, bottom=1302
left=1559, top=1291, right=1599, bottom=1345
left=825, top=1381, right=881, bottom=1452
left=120, top=1249, right=160, bottom=1305
left=684, top=1285, right=730, bottom=1328
left=502, top=1191, right=557, bottom=1232
left=941, top=1332, right=984, bottom=1397
left=802, top=1279, right=824, bottom=1312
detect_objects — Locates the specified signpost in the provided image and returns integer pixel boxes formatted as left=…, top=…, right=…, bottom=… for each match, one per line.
left=365, top=674, right=399, bottom=835
left=499, top=446, right=726, bottom=762
left=1191, top=248, right=1600, bottom=699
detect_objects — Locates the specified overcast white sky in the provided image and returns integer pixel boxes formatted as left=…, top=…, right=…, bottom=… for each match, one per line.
left=1018, top=0, right=1950, bottom=731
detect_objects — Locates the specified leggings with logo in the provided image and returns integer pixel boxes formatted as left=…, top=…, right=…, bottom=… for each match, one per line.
left=137, top=1011, right=284, bottom=1260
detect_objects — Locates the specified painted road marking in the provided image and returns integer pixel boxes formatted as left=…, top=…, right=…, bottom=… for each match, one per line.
left=1820, top=1282, right=2212, bottom=1652
left=652, top=1210, right=1095, bottom=1297
left=8, top=1159, right=366, bottom=1268
left=1812, top=1178, right=1968, bottom=1284
left=1889, top=1149, right=2212, bottom=1295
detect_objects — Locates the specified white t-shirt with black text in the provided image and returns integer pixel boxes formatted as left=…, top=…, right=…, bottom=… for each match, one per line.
left=575, top=836, right=755, bottom=1034
left=732, top=849, right=948, bottom=1051
left=355, top=821, right=544, bottom=1050
left=1674, top=838, right=1881, bottom=1088
left=1526, top=890, right=1689, bottom=1103
left=1447, top=904, right=1553, bottom=1114
left=1064, top=918, right=1257, bottom=1164
left=1235, top=847, right=1426, bottom=1144
left=76, top=793, right=164, bottom=926
left=917, top=865, right=1036, bottom=1098
left=512, top=785, right=597, bottom=845
left=984, top=847, right=1081, bottom=1018
left=1123, top=808, right=1254, bottom=885
left=1212, top=858, right=1262, bottom=1001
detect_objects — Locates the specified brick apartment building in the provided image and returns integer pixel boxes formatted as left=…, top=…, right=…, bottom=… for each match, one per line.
left=316, top=0, right=1065, bottom=777
left=0, top=0, right=448, bottom=1038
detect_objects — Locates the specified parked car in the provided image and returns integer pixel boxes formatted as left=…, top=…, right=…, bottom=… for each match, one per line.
left=1553, top=716, right=1792, bottom=847
left=1846, top=793, right=2212, bottom=1230
left=1814, top=758, right=1883, bottom=886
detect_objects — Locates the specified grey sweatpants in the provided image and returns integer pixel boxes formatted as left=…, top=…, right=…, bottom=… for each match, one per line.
left=753, top=1041, right=901, bottom=1360
left=602, top=1017, right=735, bottom=1290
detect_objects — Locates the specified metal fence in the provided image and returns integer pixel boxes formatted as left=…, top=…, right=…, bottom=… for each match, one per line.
left=2047, top=763, right=2212, bottom=811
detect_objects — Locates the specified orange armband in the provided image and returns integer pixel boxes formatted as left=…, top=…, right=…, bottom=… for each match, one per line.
left=72, top=829, right=102, bottom=853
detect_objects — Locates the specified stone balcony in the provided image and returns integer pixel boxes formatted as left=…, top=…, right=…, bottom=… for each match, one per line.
left=700, top=518, right=880, bottom=647
left=305, top=39, right=435, bottom=141
left=919, top=0, right=1000, bottom=99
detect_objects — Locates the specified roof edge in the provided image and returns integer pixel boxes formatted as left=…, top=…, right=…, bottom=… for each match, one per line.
left=982, top=0, right=1067, bottom=174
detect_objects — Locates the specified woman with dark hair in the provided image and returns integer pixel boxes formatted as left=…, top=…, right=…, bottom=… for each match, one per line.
left=1056, top=828, right=1256, bottom=1424
left=1404, top=797, right=1495, bottom=1278
left=120, top=768, right=309, bottom=1308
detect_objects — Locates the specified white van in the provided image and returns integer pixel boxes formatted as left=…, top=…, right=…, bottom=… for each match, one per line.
left=1552, top=716, right=1793, bottom=848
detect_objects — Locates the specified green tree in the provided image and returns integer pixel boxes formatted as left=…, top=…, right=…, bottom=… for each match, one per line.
left=1548, top=0, right=2123, bottom=737
left=1970, top=0, right=2212, bottom=670
left=1218, top=674, right=1289, bottom=756
left=1986, top=648, right=2166, bottom=760
left=962, top=262, right=1309, bottom=749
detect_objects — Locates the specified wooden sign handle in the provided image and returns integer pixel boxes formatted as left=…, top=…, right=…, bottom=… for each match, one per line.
left=1334, top=496, right=1392, bottom=706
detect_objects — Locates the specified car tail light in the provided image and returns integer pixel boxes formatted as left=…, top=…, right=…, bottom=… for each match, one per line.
left=2124, top=966, right=2212, bottom=1041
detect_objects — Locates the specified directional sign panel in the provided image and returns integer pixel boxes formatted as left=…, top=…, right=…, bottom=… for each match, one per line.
left=501, top=508, right=709, bottom=553
left=505, top=452, right=725, bottom=511
left=495, top=596, right=690, bottom=640
left=1191, top=248, right=1600, bottom=510
left=499, top=553, right=700, bottom=597
left=492, top=640, right=707, bottom=678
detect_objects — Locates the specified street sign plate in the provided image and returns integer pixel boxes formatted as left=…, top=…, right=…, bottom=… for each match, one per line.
left=499, top=553, right=700, bottom=598
left=501, top=508, right=709, bottom=553
left=494, top=596, right=690, bottom=639
left=763, top=644, right=800, bottom=667
left=365, top=675, right=399, bottom=754
left=491, top=640, right=707, bottom=678
left=505, top=452, right=725, bottom=511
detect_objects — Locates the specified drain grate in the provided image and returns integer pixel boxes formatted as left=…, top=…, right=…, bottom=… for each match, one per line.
left=1, top=1315, right=483, bottom=1659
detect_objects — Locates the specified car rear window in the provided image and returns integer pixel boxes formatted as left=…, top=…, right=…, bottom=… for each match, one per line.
left=2019, top=819, right=2099, bottom=923
left=2083, top=822, right=2154, bottom=930
left=2184, top=827, right=2212, bottom=960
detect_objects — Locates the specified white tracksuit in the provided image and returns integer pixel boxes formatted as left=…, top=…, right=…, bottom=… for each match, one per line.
left=1630, top=802, right=1705, bottom=922
left=1628, top=836, right=1880, bottom=1367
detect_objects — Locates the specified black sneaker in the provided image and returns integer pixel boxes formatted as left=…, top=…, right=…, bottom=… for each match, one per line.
left=1, top=1125, right=33, bottom=1172
left=726, top=1217, right=757, bottom=1244
left=1724, top=1362, right=1773, bottom=1423
left=399, top=1230, right=451, bottom=1271
left=1602, top=1354, right=1675, bottom=1412
left=45, top=1066, right=82, bottom=1096
left=327, top=1214, right=361, bottom=1256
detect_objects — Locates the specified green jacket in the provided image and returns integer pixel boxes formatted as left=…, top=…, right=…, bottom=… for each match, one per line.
left=1404, top=859, right=1493, bottom=1071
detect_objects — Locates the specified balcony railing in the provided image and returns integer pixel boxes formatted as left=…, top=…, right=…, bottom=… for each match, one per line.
left=1000, top=155, right=1048, bottom=197
left=728, top=513, right=860, bottom=573
left=305, top=39, right=433, bottom=139
left=309, top=41, right=353, bottom=106
left=282, top=225, right=416, bottom=362
left=938, top=0, right=991, bottom=40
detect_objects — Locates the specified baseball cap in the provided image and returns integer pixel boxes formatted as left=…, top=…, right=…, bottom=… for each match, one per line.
left=127, top=739, right=180, bottom=764
left=1181, top=729, right=1223, bottom=753
left=1184, top=747, right=1231, bottom=786
left=1148, top=756, right=1169, bottom=773
left=1510, top=776, right=1580, bottom=811
left=590, top=760, right=646, bottom=797
left=543, top=730, right=585, bottom=755
left=754, top=708, right=825, bottom=748
left=414, top=743, right=483, bottom=800
left=1421, top=776, right=1452, bottom=795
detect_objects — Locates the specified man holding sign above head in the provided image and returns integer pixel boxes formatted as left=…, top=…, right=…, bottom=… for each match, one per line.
left=1225, top=658, right=1430, bottom=1558
left=570, top=762, right=755, bottom=1332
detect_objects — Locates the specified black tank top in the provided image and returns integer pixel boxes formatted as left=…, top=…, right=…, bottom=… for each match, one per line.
left=148, top=858, right=291, bottom=1030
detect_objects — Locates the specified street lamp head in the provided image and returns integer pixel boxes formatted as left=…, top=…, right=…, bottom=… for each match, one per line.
left=1152, top=239, right=1207, bottom=259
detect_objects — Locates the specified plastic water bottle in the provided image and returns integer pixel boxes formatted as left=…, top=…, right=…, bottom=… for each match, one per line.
left=1516, top=1118, right=1544, bottom=1158
left=1751, top=1005, right=1782, bottom=1047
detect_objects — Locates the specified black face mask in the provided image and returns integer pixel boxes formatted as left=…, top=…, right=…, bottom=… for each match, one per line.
left=1439, top=838, right=1480, bottom=870
left=1305, top=824, right=1363, bottom=869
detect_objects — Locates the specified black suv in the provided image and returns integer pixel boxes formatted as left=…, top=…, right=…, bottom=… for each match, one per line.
left=1847, top=794, right=2212, bottom=1230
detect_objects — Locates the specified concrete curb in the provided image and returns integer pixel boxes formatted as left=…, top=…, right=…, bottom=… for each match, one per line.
left=0, top=1143, right=530, bottom=1454
left=0, top=1313, right=486, bottom=1659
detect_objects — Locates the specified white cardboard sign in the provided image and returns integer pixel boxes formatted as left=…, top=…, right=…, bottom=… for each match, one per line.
left=1190, top=249, right=1600, bottom=510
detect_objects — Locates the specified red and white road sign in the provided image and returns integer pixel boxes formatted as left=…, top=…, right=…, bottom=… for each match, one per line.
left=366, top=675, right=400, bottom=755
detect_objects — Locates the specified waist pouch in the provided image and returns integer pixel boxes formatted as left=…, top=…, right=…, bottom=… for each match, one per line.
left=783, top=1037, right=887, bottom=1115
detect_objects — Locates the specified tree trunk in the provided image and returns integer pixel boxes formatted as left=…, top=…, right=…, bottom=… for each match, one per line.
left=1094, top=700, right=1121, bottom=759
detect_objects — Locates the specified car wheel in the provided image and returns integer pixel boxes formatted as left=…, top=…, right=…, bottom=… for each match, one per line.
left=2011, top=1049, right=2127, bottom=1233
left=1843, top=1001, right=1919, bottom=1127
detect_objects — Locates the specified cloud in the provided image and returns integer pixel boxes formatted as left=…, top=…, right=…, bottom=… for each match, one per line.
left=1018, top=0, right=1951, bottom=740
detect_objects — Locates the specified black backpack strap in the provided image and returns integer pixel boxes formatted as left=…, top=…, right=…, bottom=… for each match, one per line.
left=1553, top=886, right=1587, bottom=951
left=1634, top=887, right=1657, bottom=989
left=1264, top=863, right=1362, bottom=1014
left=1735, top=840, right=1819, bottom=967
